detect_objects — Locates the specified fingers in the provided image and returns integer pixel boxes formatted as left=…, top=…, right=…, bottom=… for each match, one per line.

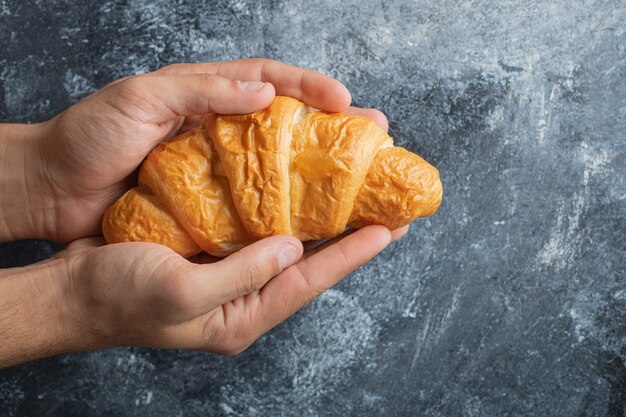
left=176, top=106, right=389, bottom=136
left=107, top=59, right=388, bottom=133
left=178, top=235, right=303, bottom=317
left=391, top=225, right=410, bottom=241
left=159, top=225, right=402, bottom=352
left=251, top=225, right=392, bottom=337
left=156, top=59, right=352, bottom=112
left=302, top=224, right=408, bottom=261
left=345, top=107, right=389, bottom=131
left=106, top=72, right=276, bottom=124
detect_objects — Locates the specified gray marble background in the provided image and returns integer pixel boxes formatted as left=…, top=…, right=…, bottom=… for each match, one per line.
left=1, top=0, right=625, bottom=416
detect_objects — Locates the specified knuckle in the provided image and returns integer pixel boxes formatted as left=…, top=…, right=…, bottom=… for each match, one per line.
left=117, top=75, right=145, bottom=96
left=202, top=322, right=253, bottom=356
left=237, top=261, right=265, bottom=296
left=199, top=72, right=219, bottom=86
left=163, top=264, right=196, bottom=309
left=111, top=76, right=155, bottom=118
left=201, top=319, right=230, bottom=350
left=291, top=263, right=324, bottom=304
left=229, top=79, right=241, bottom=90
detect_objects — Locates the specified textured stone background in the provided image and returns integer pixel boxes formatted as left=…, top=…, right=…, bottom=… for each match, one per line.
left=1, top=0, right=625, bottom=416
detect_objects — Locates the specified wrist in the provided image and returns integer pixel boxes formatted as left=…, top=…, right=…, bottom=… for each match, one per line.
left=0, top=122, right=56, bottom=242
left=0, top=257, right=99, bottom=367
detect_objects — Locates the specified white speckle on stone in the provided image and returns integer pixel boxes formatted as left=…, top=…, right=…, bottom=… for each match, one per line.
left=134, top=390, right=154, bottom=406
left=569, top=307, right=588, bottom=342
left=0, top=380, right=25, bottom=415
left=63, top=69, right=96, bottom=102
left=230, top=0, right=249, bottom=14
left=464, top=395, right=485, bottom=416
left=220, top=402, right=237, bottom=415
left=410, top=284, right=463, bottom=369
left=486, top=104, right=504, bottom=131
left=443, top=286, right=462, bottom=325
left=536, top=199, right=582, bottom=270
left=410, top=311, right=432, bottom=369
left=537, top=140, right=612, bottom=270
left=579, top=141, right=610, bottom=187
left=403, top=301, right=418, bottom=318
left=536, top=84, right=559, bottom=144
left=568, top=292, right=601, bottom=344
left=0, top=0, right=10, bottom=16
left=188, top=28, right=210, bottom=54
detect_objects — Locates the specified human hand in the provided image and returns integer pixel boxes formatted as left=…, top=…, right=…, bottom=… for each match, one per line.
left=0, top=225, right=407, bottom=367
left=8, top=58, right=388, bottom=243
left=68, top=225, right=408, bottom=354
left=0, top=58, right=407, bottom=368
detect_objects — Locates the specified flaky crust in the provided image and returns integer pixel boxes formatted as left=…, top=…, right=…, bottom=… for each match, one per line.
left=290, top=111, right=392, bottom=240
left=205, top=96, right=305, bottom=239
left=348, top=147, right=443, bottom=230
left=138, top=127, right=249, bottom=256
left=102, top=186, right=200, bottom=257
left=103, top=97, right=443, bottom=256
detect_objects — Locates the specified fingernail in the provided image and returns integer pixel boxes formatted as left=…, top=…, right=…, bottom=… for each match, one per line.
left=239, top=80, right=266, bottom=92
left=277, top=242, right=301, bottom=270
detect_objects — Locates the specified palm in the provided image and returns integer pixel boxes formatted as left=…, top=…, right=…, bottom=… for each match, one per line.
left=52, top=102, right=177, bottom=192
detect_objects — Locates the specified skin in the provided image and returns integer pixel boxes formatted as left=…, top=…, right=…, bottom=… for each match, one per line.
left=0, top=58, right=407, bottom=368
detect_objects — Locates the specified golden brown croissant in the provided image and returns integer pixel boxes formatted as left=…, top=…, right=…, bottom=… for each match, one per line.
left=102, top=96, right=443, bottom=257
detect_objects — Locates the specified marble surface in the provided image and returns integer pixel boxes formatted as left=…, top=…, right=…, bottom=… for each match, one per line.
left=1, top=0, right=625, bottom=415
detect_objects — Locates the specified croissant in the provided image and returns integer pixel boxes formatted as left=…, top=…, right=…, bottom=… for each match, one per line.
left=102, top=96, right=443, bottom=257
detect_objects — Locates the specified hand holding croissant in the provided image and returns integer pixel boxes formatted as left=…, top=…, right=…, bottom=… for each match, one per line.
left=103, top=96, right=443, bottom=257
left=0, top=58, right=440, bottom=367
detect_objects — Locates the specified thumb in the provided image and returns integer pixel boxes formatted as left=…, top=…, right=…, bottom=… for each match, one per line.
left=108, top=73, right=276, bottom=124
left=183, top=235, right=303, bottom=316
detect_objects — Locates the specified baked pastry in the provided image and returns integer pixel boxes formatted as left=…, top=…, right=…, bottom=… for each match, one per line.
left=102, top=96, right=442, bottom=257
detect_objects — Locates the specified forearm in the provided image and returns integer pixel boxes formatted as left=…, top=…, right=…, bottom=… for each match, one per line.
left=0, top=123, right=55, bottom=242
left=0, top=259, right=94, bottom=368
